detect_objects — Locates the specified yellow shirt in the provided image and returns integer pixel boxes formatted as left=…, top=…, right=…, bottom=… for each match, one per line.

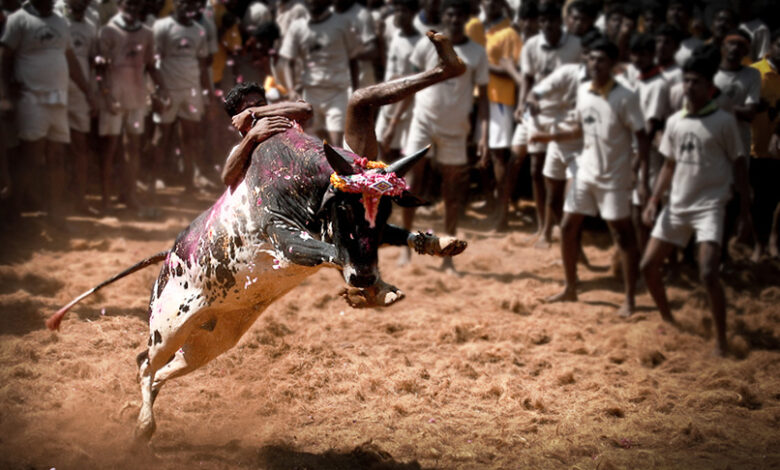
left=750, top=57, right=780, bottom=158
left=465, top=17, right=522, bottom=106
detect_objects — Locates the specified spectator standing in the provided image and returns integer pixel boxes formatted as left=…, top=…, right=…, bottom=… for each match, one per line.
left=640, top=55, right=752, bottom=357
left=400, top=0, right=488, bottom=273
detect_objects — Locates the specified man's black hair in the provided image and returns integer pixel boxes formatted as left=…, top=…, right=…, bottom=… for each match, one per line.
left=589, top=38, right=619, bottom=61
left=395, top=0, right=420, bottom=12
left=723, top=28, right=751, bottom=45
left=224, top=82, right=266, bottom=117
left=642, top=1, right=664, bottom=18
left=629, top=33, right=656, bottom=53
left=683, top=45, right=720, bottom=81
left=622, top=3, right=638, bottom=22
left=772, top=28, right=780, bottom=44
left=654, top=23, right=683, bottom=45
left=518, top=0, right=538, bottom=19
left=581, top=29, right=603, bottom=50
left=537, top=1, right=561, bottom=19
left=441, top=0, right=470, bottom=15
left=567, top=0, right=597, bottom=19
left=251, top=21, right=280, bottom=42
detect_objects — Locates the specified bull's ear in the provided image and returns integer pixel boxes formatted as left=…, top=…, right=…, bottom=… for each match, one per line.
left=323, top=142, right=357, bottom=176
left=384, top=145, right=430, bottom=177
left=392, top=190, right=430, bottom=208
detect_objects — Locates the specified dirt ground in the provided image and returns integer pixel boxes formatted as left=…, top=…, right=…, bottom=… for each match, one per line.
left=1, top=187, right=779, bottom=470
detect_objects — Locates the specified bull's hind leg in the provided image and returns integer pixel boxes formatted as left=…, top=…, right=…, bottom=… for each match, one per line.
left=345, top=31, right=467, bottom=160
left=135, top=301, right=204, bottom=441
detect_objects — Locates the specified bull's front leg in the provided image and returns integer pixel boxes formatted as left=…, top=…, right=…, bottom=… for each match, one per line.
left=266, top=221, right=337, bottom=267
left=382, top=224, right=468, bottom=257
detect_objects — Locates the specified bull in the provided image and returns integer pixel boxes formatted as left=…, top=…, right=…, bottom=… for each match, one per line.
left=46, top=30, right=469, bottom=441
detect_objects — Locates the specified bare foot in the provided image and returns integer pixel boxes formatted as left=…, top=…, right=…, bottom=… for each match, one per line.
left=427, top=31, right=467, bottom=79
left=397, top=247, right=412, bottom=267
left=545, top=287, right=577, bottom=303
left=522, top=231, right=542, bottom=245
left=616, top=301, right=635, bottom=319
left=533, top=236, right=552, bottom=249
left=769, top=240, right=779, bottom=259
left=660, top=312, right=677, bottom=325
left=440, top=256, right=462, bottom=277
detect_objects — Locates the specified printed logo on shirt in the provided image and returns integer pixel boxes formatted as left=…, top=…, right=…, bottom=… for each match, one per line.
left=581, top=107, right=601, bottom=130
left=177, top=37, right=191, bottom=50
left=34, top=25, right=59, bottom=43
left=72, top=31, right=86, bottom=50
left=677, top=132, right=703, bottom=164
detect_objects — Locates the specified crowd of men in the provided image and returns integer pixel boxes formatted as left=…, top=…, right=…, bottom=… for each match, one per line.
left=1, top=0, right=779, bottom=355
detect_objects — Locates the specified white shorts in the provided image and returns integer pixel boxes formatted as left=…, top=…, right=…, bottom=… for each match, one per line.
left=543, top=141, right=578, bottom=181
left=16, top=96, right=70, bottom=143
left=99, top=108, right=147, bottom=136
left=153, top=88, right=204, bottom=124
left=68, top=89, right=91, bottom=133
left=404, top=115, right=468, bottom=166
left=303, top=86, right=348, bottom=133
left=488, top=102, right=514, bottom=149
left=510, top=117, right=552, bottom=153
left=651, top=206, right=725, bottom=247
left=375, top=107, right=411, bottom=151
left=564, top=176, right=631, bottom=221
left=511, top=120, right=527, bottom=148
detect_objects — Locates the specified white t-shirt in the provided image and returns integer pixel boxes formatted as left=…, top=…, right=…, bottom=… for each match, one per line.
left=0, top=4, right=72, bottom=102
left=279, top=14, right=359, bottom=89
left=740, top=20, right=770, bottom=63
left=409, top=37, right=489, bottom=135
left=379, top=30, right=422, bottom=121
left=520, top=32, right=581, bottom=84
left=532, top=62, right=587, bottom=154
left=99, top=15, right=154, bottom=109
left=243, top=0, right=272, bottom=31
left=276, top=0, right=308, bottom=37
left=674, top=36, right=703, bottom=67
left=661, top=64, right=682, bottom=87
left=659, top=107, right=743, bottom=214
left=66, top=16, right=96, bottom=100
left=575, top=80, right=645, bottom=190
left=153, top=16, right=208, bottom=91
left=714, top=66, right=760, bottom=157
left=335, top=2, right=376, bottom=87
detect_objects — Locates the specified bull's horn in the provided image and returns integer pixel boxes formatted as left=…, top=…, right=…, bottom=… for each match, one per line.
left=323, top=142, right=357, bottom=175
left=384, top=145, right=430, bottom=177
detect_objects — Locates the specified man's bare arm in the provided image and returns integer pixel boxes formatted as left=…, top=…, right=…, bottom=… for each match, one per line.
left=222, top=116, right=293, bottom=189
left=232, top=101, right=312, bottom=134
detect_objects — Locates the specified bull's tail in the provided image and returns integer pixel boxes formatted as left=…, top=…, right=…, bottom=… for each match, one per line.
left=46, top=250, right=170, bottom=331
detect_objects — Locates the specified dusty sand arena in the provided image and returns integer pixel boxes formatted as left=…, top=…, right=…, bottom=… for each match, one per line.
left=1, top=188, right=779, bottom=470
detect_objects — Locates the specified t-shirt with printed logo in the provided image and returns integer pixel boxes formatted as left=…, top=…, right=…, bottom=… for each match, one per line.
left=65, top=16, right=96, bottom=103
left=0, top=4, right=72, bottom=102
left=279, top=13, right=359, bottom=89
left=575, top=80, right=645, bottom=190
left=153, top=16, right=208, bottom=92
left=409, top=37, right=489, bottom=135
left=99, top=15, right=154, bottom=109
left=659, top=107, right=743, bottom=214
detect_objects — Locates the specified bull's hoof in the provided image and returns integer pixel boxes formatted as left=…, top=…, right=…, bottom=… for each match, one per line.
left=135, top=418, right=156, bottom=443
left=340, top=281, right=405, bottom=308
left=410, top=232, right=468, bottom=257
left=427, top=31, right=467, bottom=78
